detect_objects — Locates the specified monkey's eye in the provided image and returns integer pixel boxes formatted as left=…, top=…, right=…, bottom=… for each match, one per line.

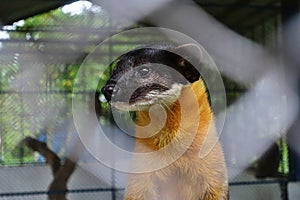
left=135, top=66, right=151, bottom=78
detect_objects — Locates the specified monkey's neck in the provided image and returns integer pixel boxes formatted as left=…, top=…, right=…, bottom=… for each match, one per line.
left=135, top=79, right=213, bottom=153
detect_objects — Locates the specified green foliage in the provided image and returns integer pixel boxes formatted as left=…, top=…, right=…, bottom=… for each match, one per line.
left=0, top=3, right=114, bottom=165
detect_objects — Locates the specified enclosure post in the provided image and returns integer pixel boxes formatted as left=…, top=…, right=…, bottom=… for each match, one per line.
left=282, top=0, right=300, bottom=180
left=281, top=1, right=300, bottom=200
left=279, top=179, right=289, bottom=200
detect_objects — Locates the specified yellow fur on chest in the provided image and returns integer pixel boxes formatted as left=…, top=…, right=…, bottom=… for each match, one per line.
left=125, top=79, right=228, bottom=200
left=135, top=79, right=211, bottom=152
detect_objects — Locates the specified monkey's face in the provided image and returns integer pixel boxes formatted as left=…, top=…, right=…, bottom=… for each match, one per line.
left=101, top=45, right=200, bottom=111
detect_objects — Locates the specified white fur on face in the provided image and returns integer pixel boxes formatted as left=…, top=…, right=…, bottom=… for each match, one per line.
left=111, top=83, right=186, bottom=111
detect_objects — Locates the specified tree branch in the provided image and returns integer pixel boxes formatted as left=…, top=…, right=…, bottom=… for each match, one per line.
left=23, top=136, right=77, bottom=200
left=23, top=136, right=61, bottom=175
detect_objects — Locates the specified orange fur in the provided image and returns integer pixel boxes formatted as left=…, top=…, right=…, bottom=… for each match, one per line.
left=125, top=79, right=228, bottom=200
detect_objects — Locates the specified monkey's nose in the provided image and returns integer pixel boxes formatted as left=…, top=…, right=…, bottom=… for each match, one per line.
left=101, top=84, right=120, bottom=102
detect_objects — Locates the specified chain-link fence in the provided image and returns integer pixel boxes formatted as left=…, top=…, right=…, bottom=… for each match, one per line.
left=0, top=1, right=297, bottom=200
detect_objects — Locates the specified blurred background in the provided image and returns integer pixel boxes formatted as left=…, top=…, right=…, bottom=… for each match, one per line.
left=0, top=0, right=299, bottom=199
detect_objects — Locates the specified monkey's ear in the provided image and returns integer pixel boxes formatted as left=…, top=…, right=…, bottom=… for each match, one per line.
left=174, top=43, right=202, bottom=66
left=174, top=43, right=202, bottom=83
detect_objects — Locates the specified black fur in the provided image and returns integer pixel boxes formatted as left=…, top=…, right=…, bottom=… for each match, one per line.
left=101, top=44, right=201, bottom=103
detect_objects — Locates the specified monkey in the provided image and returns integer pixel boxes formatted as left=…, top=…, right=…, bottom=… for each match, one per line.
left=101, top=43, right=229, bottom=200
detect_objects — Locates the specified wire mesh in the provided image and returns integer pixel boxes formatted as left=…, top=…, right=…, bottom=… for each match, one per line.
left=0, top=1, right=295, bottom=200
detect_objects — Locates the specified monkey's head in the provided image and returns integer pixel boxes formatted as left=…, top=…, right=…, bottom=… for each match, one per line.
left=101, top=43, right=202, bottom=111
